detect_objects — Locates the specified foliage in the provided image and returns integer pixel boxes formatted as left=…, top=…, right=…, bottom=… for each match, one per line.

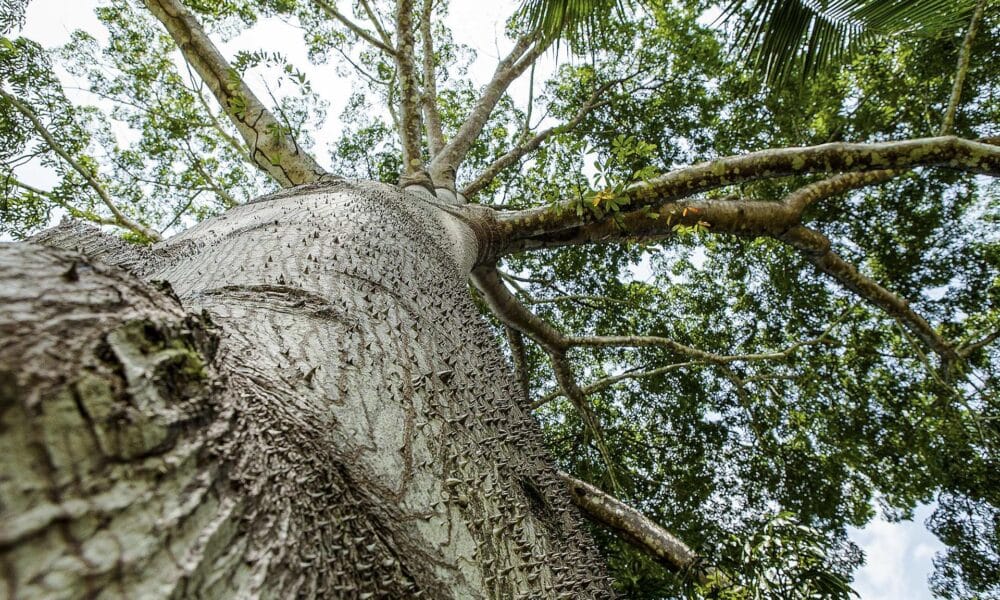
left=515, top=0, right=627, bottom=46
left=702, top=513, right=859, bottom=599
left=502, top=3, right=999, bottom=597
left=721, top=0, right=981, bottom=84
left=0, top=0, right=276, bottom=239
left=0, top=0, right=27, bottom=35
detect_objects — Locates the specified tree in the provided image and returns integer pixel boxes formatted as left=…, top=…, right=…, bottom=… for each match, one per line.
left=1, top=0, right=998, bottom=598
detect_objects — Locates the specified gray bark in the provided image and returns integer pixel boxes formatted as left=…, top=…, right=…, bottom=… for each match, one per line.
left=0, top=181, right=612, bottom=599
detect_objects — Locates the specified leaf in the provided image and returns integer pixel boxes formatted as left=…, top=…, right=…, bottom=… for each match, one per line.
left=513, top=0, right=628, bottom=46
left=720, top=0, right=979, bottom=85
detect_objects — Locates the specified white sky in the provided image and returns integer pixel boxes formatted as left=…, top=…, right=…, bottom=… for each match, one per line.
left=14, top=1, right=945, bottom=597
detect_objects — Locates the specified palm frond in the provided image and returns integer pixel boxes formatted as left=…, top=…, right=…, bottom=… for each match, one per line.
left=514, top=0, right=628, bottom=45
left=721, top=0, right=980, bottom=85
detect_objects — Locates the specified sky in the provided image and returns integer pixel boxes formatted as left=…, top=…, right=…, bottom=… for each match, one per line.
left=13, top=1, right=946, bottom=597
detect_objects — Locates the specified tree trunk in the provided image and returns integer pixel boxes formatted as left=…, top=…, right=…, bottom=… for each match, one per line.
left=0, top=181, right=612, bottom=599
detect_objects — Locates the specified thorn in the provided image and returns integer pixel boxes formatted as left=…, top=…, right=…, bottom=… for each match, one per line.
left=61, top=261, right=79, bottom=282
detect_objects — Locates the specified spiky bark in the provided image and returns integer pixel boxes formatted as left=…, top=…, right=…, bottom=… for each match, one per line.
left=1, top=182, right=613, bottom=599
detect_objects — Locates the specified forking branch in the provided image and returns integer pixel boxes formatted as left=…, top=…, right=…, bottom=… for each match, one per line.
left=462, top=77, right=623, bottom=198
left=429, top=33, right=553, bottom=190
left=313, top=0, right=397, bottom=57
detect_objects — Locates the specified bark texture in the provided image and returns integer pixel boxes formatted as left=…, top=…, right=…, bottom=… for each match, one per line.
left=1, top=182, right=612, bottom=599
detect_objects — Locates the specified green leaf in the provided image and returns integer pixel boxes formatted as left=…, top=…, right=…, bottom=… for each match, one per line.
left=720, top=0, right=980, bottom=85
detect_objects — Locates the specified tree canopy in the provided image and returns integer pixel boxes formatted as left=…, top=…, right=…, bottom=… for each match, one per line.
left=2, top=0, right=998, bottom=598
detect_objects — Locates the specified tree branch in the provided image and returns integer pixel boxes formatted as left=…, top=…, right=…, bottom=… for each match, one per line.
left=533, top=316, right=844, bottom=409
left=420, top=0, right=445, bottom=158
left=558, top=472, right=707, bottom=581
left=551, top=352, right=620, bottom=490
left=360, top=0, right=395, bottom=48
left=144, top=0, right=330, bottom=187
left=429, top=35, right=551, bottom=189
left=959, top=327, right=1000, bottom=358
left=476, top=261, right=841, bottom=485
left=573, top=326, right=839, bottom=364
left=532, top=361, right=699, bottom=409
left=500, top=195, right=796, bottom=255
left=494, top=166, right=957, bottom=365
left=941, top=0, right=987, bottom=136
left=782, top=169, right=898, bottom=215
left=770, top=3, right=990, bottom=356
left=314, top=0, right=397, bottom=56
left=496, top=136, right=1000, bottom=250
left=183, top=61, right=257, bottom=165
left=771, top=6, right=988, bottom=334
left=780, top=224, right=958, bottom=364
left=184, top=149, right=240, bottom=208
left=1, top=89, right=162, bottom=241
left=462, top=80, right=615, bottom=198
left=472, top=265, right=618, bottom=486
left=472, top=264, right=568, bottom=352
left=6, top=177, right=119, bottom=226
left=482, top=262, right=842, bottom=368
left=394, top=0, right=431, bottom=188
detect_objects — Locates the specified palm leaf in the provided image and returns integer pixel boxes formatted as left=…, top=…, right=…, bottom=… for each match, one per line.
left=721, top=0, right=980, bottom=85
left=514, top=0, right=628, bottom=45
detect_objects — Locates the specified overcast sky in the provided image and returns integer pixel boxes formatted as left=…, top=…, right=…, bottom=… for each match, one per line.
left=14, top=1, right=945, bottom=597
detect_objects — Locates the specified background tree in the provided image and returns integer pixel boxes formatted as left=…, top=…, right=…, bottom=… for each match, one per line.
left=1, top=0, right=997, bottom=598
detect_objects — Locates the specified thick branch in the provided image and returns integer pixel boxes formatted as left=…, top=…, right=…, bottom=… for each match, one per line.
left=500, top=175, right=957, bottom=364
left=941, top=0, right=987, bottom=135
left=144, top=0, right=330, bottom=187
left=1, top=89, right=162, bottom=241
left=462, top=81, right=614, bottom=198
left=472, top=265, right=567, bottom=352
left=782, top=169, right=898, bottom=215
left=314, top=0, right=397, bottom=56
left=628, top=137, right=1000, bottom=206
left=429, top=35, right=550, bottom=189
left=497, top=136, right=1000, bottom=249
left=559, top=472, right=706, bottom=581
left=394, top=0, right=431, bottom=187
left=420, top=0, right=445, bottom=158
left=774, top=0, right=990, bottom=354
left=501, top=195, right=796, bottom=255
left=780, top=225, right=958, bottom=363
left=772, top=12, right=991, bottom=355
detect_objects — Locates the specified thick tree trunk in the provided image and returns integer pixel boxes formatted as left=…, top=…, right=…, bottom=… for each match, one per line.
left=0, top=181, right=612, bottom=599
